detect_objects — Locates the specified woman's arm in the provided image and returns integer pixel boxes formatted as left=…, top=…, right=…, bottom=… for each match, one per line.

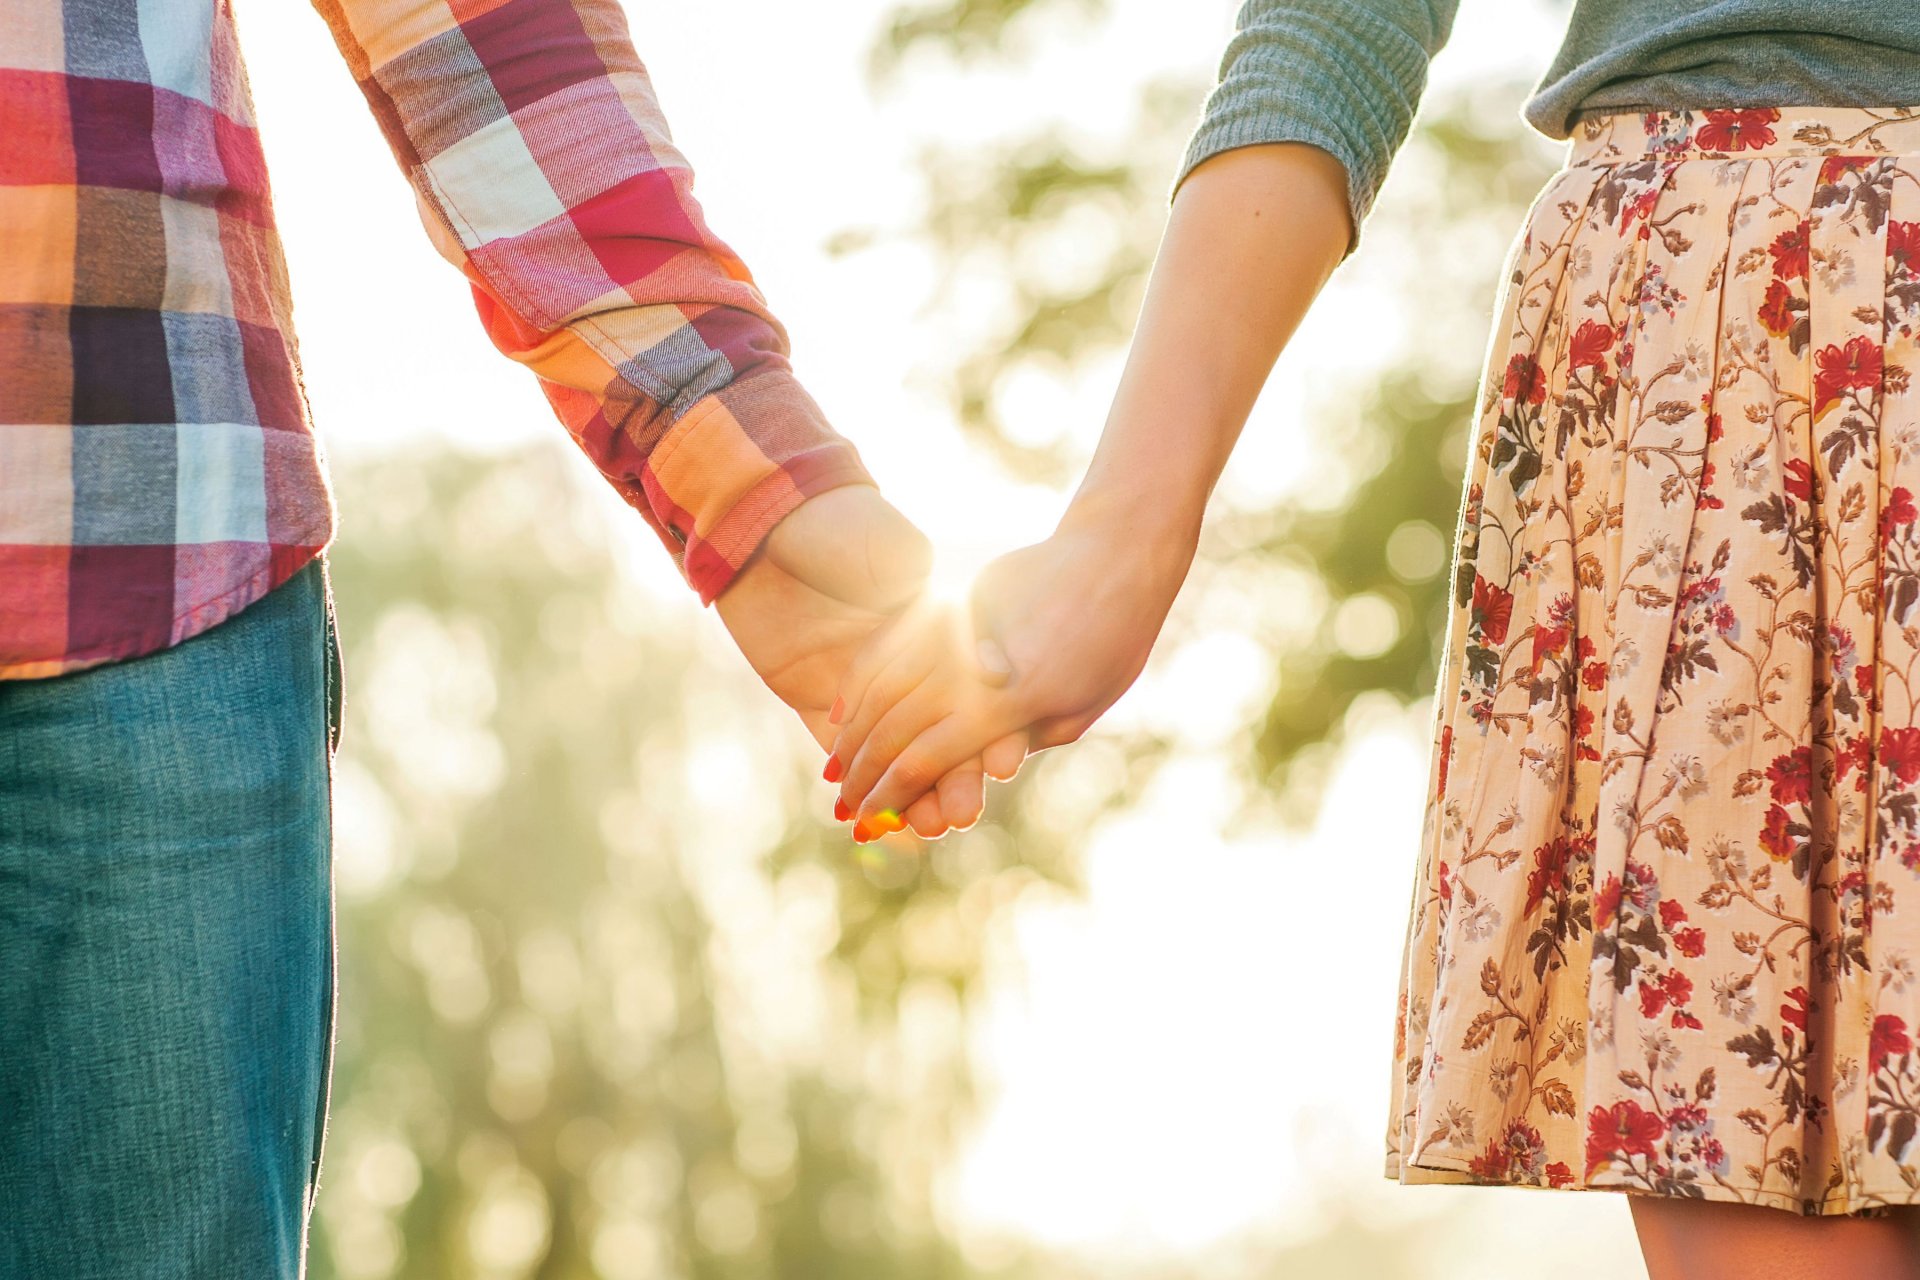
left=827, top=140, right=1354, bottom=831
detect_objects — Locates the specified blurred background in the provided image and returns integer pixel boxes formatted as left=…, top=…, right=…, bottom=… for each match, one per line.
left=239, top=0, right=1653, bottom=1275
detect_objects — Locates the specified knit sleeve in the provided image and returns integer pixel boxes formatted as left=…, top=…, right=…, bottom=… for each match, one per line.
left=1175, top=0, right=1460, bottom=256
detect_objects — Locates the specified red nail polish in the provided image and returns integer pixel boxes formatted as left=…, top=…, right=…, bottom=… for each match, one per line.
left=829, top=695, right=845, bottom=724
left=833, top=797, right=851, bottom=822
left=823, top=755, right=843, bottom=783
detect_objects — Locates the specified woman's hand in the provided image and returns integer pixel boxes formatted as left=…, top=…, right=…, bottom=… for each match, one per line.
left=717, top=484, right=1015, bottom=837
left=826, top=140, right=1353, bottom=837
left=828, top=493, right=1200, bottom=834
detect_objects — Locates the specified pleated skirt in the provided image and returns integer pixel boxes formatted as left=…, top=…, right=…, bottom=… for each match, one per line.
left=1386, top=106, right=1920, bottom=1215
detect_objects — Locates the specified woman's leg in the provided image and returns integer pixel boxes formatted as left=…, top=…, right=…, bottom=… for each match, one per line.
left=1632, top=1196, right=1920, bottom=1280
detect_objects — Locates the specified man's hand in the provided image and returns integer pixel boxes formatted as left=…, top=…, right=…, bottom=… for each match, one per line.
left=715, top=485, right=1024, bottom=837
left=827, top=496, right=1198, bottom=829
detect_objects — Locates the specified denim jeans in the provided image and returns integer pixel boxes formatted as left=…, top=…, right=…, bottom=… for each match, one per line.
left=0, top=561, right=339, bottom=1278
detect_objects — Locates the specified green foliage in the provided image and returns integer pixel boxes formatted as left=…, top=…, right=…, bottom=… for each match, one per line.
left=872, top=10, right=1561, bottom=818
left=310, top=450, right=1075, bottom=1278
left=870, top=0, right=1105, bottom=81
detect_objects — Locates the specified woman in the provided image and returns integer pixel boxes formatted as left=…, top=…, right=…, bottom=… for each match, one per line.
left=820, top=2, right=1920, bottom=1274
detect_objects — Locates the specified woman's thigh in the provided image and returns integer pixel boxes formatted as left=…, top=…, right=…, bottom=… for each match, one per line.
left=0, top=561, right=338, bottom=1280
left=1632, top=1195, right=1920, bottom=1280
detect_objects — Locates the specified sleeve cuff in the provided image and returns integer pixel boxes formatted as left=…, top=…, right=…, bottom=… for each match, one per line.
left=639, top=368, right=876, bottom=604
left=1171, top=0, right=1443, bottom=258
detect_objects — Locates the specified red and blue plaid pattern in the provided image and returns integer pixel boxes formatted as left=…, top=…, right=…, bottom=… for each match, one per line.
left=1, top=0, right=871, bottom=679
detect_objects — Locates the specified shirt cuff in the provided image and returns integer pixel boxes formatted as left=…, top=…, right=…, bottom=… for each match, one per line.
left=641, top=368, right=876, bottom=604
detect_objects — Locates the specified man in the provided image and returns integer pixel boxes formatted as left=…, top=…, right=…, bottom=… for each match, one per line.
left=0, top=0, right=1018, bottom=1272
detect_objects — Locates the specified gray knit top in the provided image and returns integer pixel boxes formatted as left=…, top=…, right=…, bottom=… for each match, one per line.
left=1180, top=1, right=1920, bottom=248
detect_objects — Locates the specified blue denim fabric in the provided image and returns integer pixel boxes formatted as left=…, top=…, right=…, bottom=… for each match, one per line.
left=0, top=561, right=339, bottom=1279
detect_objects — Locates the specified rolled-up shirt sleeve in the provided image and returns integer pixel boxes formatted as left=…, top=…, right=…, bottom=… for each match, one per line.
left=1175, top=0, right=1459, bottom=255
left=313, top=0, right=874, bottom=602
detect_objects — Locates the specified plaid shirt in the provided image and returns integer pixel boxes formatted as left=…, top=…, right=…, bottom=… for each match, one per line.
left=0, top=0, right=872, bottom=680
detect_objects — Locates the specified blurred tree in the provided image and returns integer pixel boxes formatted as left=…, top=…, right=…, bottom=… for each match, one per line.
left=863, top=0, right=1563, bottom=823
left=310, top=450, right=1080, bottom=1279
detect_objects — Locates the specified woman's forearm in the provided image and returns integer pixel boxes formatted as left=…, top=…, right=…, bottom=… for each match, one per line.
left=1064, top=142, right=1354, bottom=540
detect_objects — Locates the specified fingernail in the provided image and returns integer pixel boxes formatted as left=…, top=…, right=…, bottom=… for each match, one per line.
left=829, top=695, right=845, bottom=724
left=823, top=755, right=844, bottom=783
left=851, top=821, right=873, bottom=843
left=833, top=797, right=851, bottom=822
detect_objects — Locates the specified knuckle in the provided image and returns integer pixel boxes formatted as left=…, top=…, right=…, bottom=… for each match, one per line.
left=892, top=751, right=940, bottom=792
left=861, top=729, right=911, bottom=773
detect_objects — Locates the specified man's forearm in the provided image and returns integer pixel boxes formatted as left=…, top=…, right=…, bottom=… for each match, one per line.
left=1065, top=141, right=1353, bottom=539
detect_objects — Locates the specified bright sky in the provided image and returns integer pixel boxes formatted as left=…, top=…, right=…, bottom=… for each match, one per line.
left=240, top=0, right=1649, bottom=1274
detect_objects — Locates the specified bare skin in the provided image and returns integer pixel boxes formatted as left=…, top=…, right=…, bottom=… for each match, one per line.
left=1631, top=1196, right=1920, bottom=1279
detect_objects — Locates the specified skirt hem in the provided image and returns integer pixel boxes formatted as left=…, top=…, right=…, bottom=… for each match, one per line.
left=1385, top=1152, right=1913, bottom=1218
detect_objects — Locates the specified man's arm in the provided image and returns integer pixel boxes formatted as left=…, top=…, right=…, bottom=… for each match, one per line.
left=311, top=0, right=870, bottom=602
left=311, top=0, right=1027, bottom=836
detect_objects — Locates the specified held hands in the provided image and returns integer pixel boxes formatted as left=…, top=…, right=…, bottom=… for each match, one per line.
left=825, top=494, right=1201, bottom=838
left=802, top=144, right=1352, bottom=838
left=715, top=485, right=1024, bottom=837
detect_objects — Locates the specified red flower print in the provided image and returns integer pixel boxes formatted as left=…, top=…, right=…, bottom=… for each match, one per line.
left=1472, top=574, right=1514, bottom=646
left=1882, top=486, right=1918, bottom=540
left=1639, top=980, right=1669, bottom=1018
left=1569, top=320, right=1614, bottom=371
left=1658, top=899, right=1689, bottom=930
left=1469, top=1121, right=1548, bottom=1181
left=1525, top=837, right=1572, bottom=916
left=1438, top=861, right=1454, bottom=904
left=1819, top=155, right=1875, bottom=184
left=1618, top=186, right=1661, bottom=234
left=1813, top=336, right=1883, bottom=417
left=1674, top=927, right=1707, bottom=958
left=1582, top=660, right=1607, bottom=691
left=1782, top=457, right=1815, bottom=503
left=1891, top=220, right=1920, bottom=273
left=1585, top=1100, right=1665, bottom=1177
left=1758, top=278, right=1799, bottom=337
left=1545, top=1162, right=1575, bottom=1189
left=1693, top=108, right=1779, bottom=152
left=1531, top=621, right=1568, bottom=674
left=1759, top=803, right=1797, bottom=862
left=1768, top=221, right=1810, bottom=280
left=1504, top=353, right=1548, bottom=405
left=1839, top=734, right=1871, bottom=788
left=1781, top=986, right=1811, bottom=1033
left=1595, top=872, right=1623, bottom=929
left=1766, top=746, right=1812, bottom=804
left=1870, top=1015, right=1912, bottom=1075
left=1672, top=1009, right=1703, bottom=1030
left=1662, top=970, right=1694, bottom=1007
left=1884, top=726, right=1920, bottom=785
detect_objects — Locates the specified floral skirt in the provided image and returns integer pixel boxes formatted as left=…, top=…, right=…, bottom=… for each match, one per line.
left=1386, top=106, right=1920, bottom=1215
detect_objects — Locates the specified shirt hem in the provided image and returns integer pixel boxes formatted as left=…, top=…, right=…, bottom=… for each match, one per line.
left=0, top=534, right=333, bottom=682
